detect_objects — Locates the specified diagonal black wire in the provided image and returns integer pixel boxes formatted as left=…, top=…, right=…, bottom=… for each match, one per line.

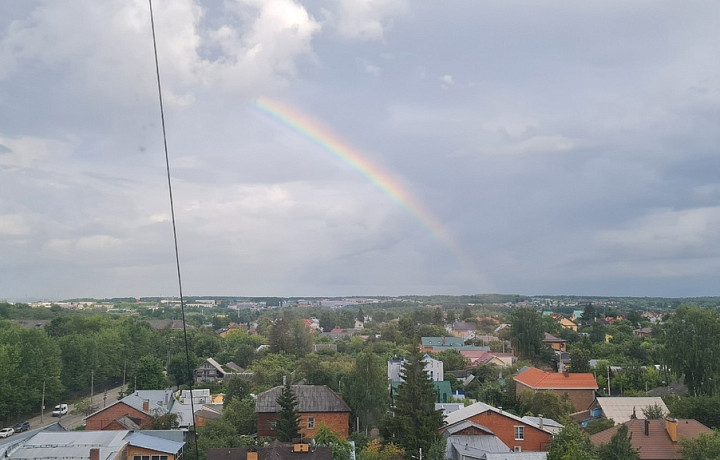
left=148, top=0, right=198, bottom=455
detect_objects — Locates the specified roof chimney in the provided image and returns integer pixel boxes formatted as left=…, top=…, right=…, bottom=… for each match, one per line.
left=644, top=419, right=650, bottom=436
left=666, top=418, right=678, bottom=442
left=538, top=415, right=544, bottom=430
left=143, top=399, right=150, bottom=412
left=89, top=448, right=100, bottom=460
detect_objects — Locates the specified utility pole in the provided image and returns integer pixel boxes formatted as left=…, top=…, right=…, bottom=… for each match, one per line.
left=40, top=380, right=46, bottom=423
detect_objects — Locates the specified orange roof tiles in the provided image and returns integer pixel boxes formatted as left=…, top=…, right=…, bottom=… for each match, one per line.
left=514, top=367, right=598, bottom=389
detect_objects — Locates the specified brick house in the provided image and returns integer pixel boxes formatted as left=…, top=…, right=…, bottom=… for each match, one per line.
left=85, top=390, right=173, bottom=430
left=442, top=402, right=558, bottom=452
left=514, top=367, right=598, bottom=411
left=255, top=385, right=351, bottom=439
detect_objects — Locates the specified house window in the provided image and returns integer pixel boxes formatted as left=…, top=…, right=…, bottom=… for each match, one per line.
left=514, top=426, right=524, bottom=441
left=307, top=417, right=315, bottom=429
left=150, top=456, right=169, bottom=460
left=133, top=456, right=150, bottom=460
left=513, top=447, right=522, bottom=452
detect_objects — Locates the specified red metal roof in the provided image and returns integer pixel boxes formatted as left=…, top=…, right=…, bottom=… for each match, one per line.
left=514, top=367, right=598, bottom=389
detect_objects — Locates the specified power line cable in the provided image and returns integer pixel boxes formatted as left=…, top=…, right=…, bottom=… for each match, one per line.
left=148, top=1, right=199, bottom=456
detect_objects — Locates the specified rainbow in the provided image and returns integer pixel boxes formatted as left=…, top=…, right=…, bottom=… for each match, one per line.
left=255, top=96, right=463, bottom=259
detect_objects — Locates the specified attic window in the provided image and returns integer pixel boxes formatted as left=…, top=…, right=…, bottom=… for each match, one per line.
left=307, top=417, right=315, bottom=429
left=514, top=426, right=524, bottom=441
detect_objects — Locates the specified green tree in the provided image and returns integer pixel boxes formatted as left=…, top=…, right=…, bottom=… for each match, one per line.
left=381, top=352, right=444, bottom=458
left=342, top=352, right=389, bottom=432
left=642, top=403, right=666, bottom=419
left=222, top=397, right=257, bottom=435
left=133, top=356, right=168, bottom=390
left=509, top=308, right=544, bottom=360
left=547, top=421, right=598, bottom=460
left=313, top=424, right=352, bottom=460
left=680, top=430, right=720, bottom=460
left=569, top=348, right=592, bottom=373
left=224, top=377, right=251, bottom=407
left=518, top=391, right=575, bottom=421
left=596, top=424, right=640, bottom=460
left=433, top=349, right=469, bottom=371
left=661, top=306, right=720, bottom=396
left=275, top=382, right=300, bottom=441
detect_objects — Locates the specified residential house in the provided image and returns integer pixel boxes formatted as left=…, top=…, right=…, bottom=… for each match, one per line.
left=542, top=333, right=567, bottom=352
left=195, top=358, right=227, bottom=384
left=208, top=440, right=332, bottom=460
left=85, top=390, right=174, bottom=431
left=594, top=397, right=669, bottom=424
left=388, top=354, right=444, bottom=383
left=443, top=402, right=559, bottom=452
left=255, top=385, right=351, bottom=439
left=0, top=430, right=184, bottom=460
left=590, top=418, right=712, bottom=459
left=634, top=327, right=653, bottom=339
left=460, top=350, right=515, bottom=368
left=450, top=322, right=478, bottom=341
left=556, top=317, right=578, bottom=332
left=194, top=358, right=252, bottom=384
left=444, top=420, right=549, bottom=459
left=514, top=367, right=599, bottom=411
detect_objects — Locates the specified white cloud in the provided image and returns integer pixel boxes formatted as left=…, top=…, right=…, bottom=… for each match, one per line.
left=331, top=0, right=408, bottom=40
left=440, top=74, right=454, bottom=88
left=598, top=207, right=720, bottom=257
left=0, top=0, right=321, bottom=104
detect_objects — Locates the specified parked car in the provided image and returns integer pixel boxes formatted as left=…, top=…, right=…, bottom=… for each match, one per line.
left=13, top=421, right=29, bottom=433
left=0, top=427, right=14, bottom=438
left=52, top=404, right=68, bottom=416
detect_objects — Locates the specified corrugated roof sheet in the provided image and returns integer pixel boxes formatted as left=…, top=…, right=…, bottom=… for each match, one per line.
left=596, top=397, right=669, bottom=424
left=126, top=432, right=184, bottom=454
left=255, top=385, right=351, bottom=413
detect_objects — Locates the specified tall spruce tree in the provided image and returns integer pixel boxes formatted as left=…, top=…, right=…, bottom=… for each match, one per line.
left=382, top=351, right=444, bottom=458
left=275, top=382, right=300, bottom=442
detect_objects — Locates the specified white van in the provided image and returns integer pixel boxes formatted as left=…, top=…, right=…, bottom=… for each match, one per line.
left=52, top=404, right=68, bottom=416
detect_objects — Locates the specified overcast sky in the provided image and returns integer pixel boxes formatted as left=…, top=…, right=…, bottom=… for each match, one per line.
left=1, top=0, right=719, bottom=301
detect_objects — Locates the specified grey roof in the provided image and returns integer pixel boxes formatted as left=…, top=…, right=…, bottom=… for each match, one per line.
left=126, top=432, right=184, bottom=454
left=3, top=430, right=185, bottom=460
left=444, top=402, right=560, bottom=435
left=446, top=435, right=510, bottom=459
left=85, top=389, right=174, bottom=420
left=256, top=385, right=351, bottom=413
left=521, top=416, right=564, bottom=429
left=5, top=431, right=128, bottom=460
left=444, top=420, right=495, bottom=436
left=595, top=397, right=669, bottom=424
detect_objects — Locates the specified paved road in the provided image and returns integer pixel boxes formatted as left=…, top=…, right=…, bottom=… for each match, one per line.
left=17, top=384, right=126, bottom=431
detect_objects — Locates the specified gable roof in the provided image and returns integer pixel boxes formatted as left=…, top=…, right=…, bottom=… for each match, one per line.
left=595, top=397, right=669, bottom=424
left=444, top=402, right=559, bottom=434
left=444, top=420, right=495, bottom=436
left=255, top=385, right=351, bottom=413
left=590, top=418, right=712, bottom=459
left=514, top=367, right=598, bottom=390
